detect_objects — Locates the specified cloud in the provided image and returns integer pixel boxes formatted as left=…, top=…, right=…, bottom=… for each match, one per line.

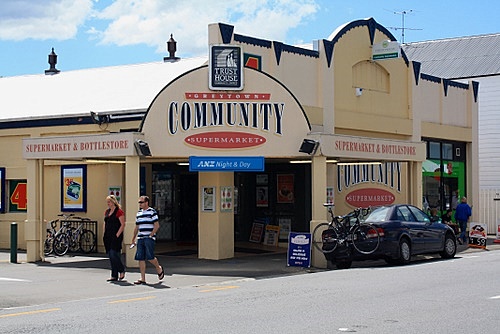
left=91, top=0, right=319, bottom=56
left=0, top=0, right=94, bottom=41
left=0, top=0, right=318, bottom=56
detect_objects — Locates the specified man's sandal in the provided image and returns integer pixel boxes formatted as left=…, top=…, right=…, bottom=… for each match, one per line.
left=134, top=280, right=146, bottom=285
left=158, top=266, right=165, bottom=280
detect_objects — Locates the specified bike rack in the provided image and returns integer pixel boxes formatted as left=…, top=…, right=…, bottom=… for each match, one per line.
left=59, top=220, right=98, bottom=253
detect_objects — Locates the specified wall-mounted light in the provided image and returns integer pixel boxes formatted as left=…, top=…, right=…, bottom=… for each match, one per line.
left=90, top=111, right=109, bottom=125
left=290, top=160, right=311, bottom=164
left=299, top=139, right=319, bottom=155
left=134, top=139, right=152, bottom=156
left=290, top=159, right=338, bottom=164
left=337, top=161, right=382, bottom=166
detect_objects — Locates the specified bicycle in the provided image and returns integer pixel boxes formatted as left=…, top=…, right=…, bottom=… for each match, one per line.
left=51, top=213, right=75, bottom=256
left=66, top=217, right=96, bottom=254
left=312, top=203, right=380, bottom=255
left=44, top=218, right=59, bottom=256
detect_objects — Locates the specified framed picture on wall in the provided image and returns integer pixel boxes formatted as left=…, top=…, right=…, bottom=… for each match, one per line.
left=277, top=174, right=294, bottom=203
left=256, top=186, right=268, bottom=207
left=61, top=165, right=87, bottom=212
left=202, top=186, right=215, bottom=212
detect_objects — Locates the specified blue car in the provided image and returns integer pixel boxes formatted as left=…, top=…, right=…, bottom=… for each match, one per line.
left=324, top=204, right=457, bottom=269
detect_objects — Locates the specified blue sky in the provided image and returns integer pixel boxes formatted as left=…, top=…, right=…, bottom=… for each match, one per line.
left=0, top=0, right=498, bottom=77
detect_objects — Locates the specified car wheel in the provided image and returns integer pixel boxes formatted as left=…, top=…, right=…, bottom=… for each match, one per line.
left=440, top=233, right=457, bottom=259
left=397, top=238, right=411, bottom=265
left=336, top=260, right=352, bottom=269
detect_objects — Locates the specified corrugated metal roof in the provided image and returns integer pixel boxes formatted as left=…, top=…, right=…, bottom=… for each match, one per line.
left=402, top=33, right=500, bottom=79
left=0, top=57, right=208, bottom=122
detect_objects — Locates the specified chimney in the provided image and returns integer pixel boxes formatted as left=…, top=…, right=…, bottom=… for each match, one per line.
left=164, top=34, right=180, bottom=62
left=45, top=48, right=60, bottom=75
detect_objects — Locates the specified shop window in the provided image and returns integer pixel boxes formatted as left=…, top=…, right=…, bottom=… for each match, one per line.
left=442, top=143, right=453, bottom=160
left=428, top=142, right=440, bottom=159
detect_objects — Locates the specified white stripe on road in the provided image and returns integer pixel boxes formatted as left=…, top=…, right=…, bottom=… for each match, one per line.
left=490, top=295, right=500, bottom=299
left=0, top=277, right=31, bottom=282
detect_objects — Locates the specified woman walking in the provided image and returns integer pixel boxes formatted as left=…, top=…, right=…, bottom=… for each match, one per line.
left=103, top=195, right=126, bottom=281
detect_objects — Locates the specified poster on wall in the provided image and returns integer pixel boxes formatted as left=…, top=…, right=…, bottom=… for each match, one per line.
left=221, top=186, right=233, bottom=212
left=9, top=179, right=27, bottom=212
left=326, top=187, right=334, bottom=204
left=256, top=186, right=268, bottom=207
left=0, top=167, right=5, bottom=213
left=108, top=186, right=122, bottom=204
left=277, top=174, right=294, bottom=203
left=61, top=165, right=86, bottom=212
left=202, top=186, right=215, bottom=212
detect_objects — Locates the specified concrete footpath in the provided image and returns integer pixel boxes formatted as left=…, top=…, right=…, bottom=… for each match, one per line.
left=1, top=237, right=499, bottom=309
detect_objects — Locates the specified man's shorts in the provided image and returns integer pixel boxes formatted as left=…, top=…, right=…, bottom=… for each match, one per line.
left=134, top=237, right=156, bottom=261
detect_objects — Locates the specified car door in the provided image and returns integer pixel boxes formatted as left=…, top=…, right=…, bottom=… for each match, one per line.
left=397, top=205, right=426, bottom=253
left=408, top=205, right=442, bottom=251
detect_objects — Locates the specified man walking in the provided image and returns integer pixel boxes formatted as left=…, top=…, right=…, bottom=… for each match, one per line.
left=131, top=195, right=164, bottom=284
left=455, top=196, right=472, bottom=245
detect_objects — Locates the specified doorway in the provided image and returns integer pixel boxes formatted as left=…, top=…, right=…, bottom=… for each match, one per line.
left=178, top=173, right=198, bottom=242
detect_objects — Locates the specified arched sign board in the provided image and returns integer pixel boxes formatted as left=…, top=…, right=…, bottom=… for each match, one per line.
left=140, top=66, right=312, bottom=159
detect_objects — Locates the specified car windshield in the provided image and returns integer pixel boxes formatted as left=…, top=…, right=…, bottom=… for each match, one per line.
left=365, top=206, right=390, bottom=223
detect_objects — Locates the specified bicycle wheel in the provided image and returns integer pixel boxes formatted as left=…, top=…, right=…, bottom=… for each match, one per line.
left=44, top=232, right=54, bottom=256
left=351, top=223, right=380, bottom=255
left=53, top=234, right=69, bottom=256
left=312, top=222, right=339, bottom=254
left=79, top=230, right=96, bottom=253
left=67, top=227, right=80, bottom=252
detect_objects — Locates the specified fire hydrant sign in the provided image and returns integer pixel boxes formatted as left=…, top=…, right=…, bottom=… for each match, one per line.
left=287, top=232, right=311, bottom=267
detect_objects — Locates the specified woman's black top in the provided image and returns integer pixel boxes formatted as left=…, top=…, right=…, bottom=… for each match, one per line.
left=103, top=207, right=124, bottom=252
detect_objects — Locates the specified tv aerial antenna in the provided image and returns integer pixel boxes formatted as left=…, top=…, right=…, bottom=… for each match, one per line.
left=387, top=9, right=422, bottom=43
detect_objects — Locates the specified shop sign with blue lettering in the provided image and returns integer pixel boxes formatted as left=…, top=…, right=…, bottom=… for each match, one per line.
left=287, top=232, right=311, bottom=267
left=189, top=156, right=265, bottom=172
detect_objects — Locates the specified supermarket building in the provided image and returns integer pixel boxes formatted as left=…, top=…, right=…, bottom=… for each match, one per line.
left=0, top=18, right=478, bottom=267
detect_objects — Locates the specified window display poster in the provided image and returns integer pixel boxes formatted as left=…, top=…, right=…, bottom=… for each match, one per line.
left=263, top=224, right=280, bottom=246
left=278, top=217, right=291, bottom=241
left=256, top=174, right=268, bottom=185
left=61, top=165, right=86, bottom=212
left=277, top=174, right=294, bottom=203
left=202, top=186, right=215, bottom=212
left=109, top=186, right=122, bottom=204
left=256, top=186, right=268, bottom=207
left=221, top=186, right=233, bottom=212
left=249, top=222, right=265, bottom=243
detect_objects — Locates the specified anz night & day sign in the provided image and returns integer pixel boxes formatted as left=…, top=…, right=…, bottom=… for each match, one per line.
left=189, top=156, right=264, bottom=172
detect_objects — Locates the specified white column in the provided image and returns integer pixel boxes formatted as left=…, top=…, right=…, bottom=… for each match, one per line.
left=124, top=155, right=140, bottom=267
left=26, top=159, right=43, bottom=262
left=310, top=155, right=328, bottom=268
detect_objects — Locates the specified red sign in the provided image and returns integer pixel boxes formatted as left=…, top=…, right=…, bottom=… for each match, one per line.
left=185, top=131, right=266, bottom=149
left=345, top=188, right=395, bottom=207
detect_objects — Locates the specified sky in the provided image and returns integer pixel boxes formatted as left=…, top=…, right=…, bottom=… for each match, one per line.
left=0, top=0, right=498, bottom=77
